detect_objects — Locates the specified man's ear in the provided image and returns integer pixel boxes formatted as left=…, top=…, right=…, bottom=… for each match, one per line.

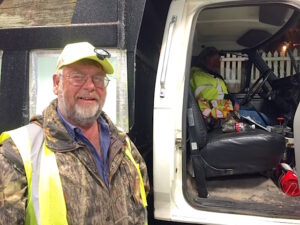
left=53, top=74, right=60, bottom=95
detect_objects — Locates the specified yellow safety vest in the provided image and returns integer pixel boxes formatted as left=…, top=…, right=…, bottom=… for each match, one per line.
left=0, top=123, right=147, bottom=225
left=190, top=67, right=228, bottom=100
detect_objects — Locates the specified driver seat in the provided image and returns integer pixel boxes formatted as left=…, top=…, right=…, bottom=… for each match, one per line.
left=187, top=89, right=285, bottom=197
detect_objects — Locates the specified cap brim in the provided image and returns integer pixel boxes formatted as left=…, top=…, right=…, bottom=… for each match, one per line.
left=85, top=56, right=114, bottom=74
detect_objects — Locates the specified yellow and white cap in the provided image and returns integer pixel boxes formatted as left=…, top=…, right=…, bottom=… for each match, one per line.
left=56, top=42, right=114, bottom=74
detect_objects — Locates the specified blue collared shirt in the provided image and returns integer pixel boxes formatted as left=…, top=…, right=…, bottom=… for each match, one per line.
left=57, top=109, right=111, bottom=188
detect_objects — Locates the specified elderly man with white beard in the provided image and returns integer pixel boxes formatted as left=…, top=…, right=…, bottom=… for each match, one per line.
left=0, top=42, right=150, bottom=225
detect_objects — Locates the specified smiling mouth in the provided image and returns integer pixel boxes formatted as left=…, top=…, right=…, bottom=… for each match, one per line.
left=78, top=96, right=98, bottom=102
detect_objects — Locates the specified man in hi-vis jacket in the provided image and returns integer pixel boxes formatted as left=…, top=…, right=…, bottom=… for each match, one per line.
left=0, top=42, right=149, bottom=225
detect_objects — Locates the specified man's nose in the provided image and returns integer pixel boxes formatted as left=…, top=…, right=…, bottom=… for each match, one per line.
left=82, top=76, right=96, bottom=89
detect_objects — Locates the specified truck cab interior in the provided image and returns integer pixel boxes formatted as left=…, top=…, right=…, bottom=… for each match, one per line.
left=184, top=3, right=300, bottom=218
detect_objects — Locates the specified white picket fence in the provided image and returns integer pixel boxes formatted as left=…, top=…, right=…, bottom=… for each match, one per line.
left=220, top=49, right=300, bottom=92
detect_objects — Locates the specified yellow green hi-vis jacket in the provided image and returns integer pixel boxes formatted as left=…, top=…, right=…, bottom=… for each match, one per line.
left=0, top=99, right=149, bottom=225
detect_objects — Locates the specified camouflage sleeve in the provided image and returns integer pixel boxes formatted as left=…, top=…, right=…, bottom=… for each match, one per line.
left=0, top=138, right=27, bottom=225
left=128, top=139, right=150, bottom=195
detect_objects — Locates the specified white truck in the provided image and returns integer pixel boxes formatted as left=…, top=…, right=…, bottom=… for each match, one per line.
left=0, top=0, right=299, bottom=224
left=152, top=1, right=300, bottom=224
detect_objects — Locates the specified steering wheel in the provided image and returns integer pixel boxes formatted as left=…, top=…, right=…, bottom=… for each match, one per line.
left=240, top=70, right=272, bottom=105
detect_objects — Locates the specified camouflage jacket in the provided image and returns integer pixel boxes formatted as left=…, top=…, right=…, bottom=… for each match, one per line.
left=0, top=99, right=150, bottom=225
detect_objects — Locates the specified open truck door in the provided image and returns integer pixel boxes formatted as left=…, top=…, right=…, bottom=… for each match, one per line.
left=294, top=104, right=300, bottom=192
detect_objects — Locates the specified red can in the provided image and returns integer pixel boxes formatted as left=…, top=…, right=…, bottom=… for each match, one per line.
left=277, top=163, right=300, bottom=196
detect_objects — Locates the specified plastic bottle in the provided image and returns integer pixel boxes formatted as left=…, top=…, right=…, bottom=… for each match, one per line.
left=235, top=122, right=255, bottom=132
left=222, top=122, right=255, bottom=133
left=222, top=123, right=235, bottom=132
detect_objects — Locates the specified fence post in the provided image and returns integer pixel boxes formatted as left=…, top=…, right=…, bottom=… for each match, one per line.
left=280, top=51, right=285, bottom=78
left=273, top=51, right=279, bottom=77
left=220, top=56, right=225, bottom=77
left=293, top=48, right=299, bottom=73
left=287, top=51, right=291, bottom=76
left=237, top=55, right=242, bottom=90
left=225, top=53, right=231, bottom=80
left=231, top=54, right=236, bottom=81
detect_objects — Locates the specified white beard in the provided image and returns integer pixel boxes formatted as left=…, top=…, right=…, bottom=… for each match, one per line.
left=58, top=79, right=102, bottom=127
left=73, top=101, right=101, bottom=125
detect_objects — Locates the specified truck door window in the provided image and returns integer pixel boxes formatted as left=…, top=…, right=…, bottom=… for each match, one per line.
left=29, top=49, right=129, bottom=132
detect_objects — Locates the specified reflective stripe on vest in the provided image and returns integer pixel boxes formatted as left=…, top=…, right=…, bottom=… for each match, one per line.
left=125, top=137, right=147, bottom=208
left=125, top=137, right=148, bottom=225
left=0, top=124, right=68, bottom=225
left=0, top=124, right=147, bottom=225
left=216, top=78, right=225, bottom=100
left=190, top=67, right=228, bottom=100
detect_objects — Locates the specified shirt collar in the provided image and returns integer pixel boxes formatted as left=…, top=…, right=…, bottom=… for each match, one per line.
left=57, top=108, right=109, bottom=140
left=57, top=108, right=78, bottom=140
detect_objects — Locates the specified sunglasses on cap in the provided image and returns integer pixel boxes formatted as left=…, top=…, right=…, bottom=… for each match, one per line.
left=94, top=48, right=111, bottom=60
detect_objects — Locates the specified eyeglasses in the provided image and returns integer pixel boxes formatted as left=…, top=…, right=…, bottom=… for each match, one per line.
left=66, top=73, right=110, bottom=88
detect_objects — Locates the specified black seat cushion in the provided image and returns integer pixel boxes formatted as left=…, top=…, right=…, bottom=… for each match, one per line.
left=193, top=128, right=285, bottom=177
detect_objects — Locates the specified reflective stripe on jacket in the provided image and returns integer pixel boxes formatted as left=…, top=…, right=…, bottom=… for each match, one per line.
left=190, top=67, right=228, bottom=100
left=0, top=123, right=147, bottom=225
left=125, top=138, right=148, bottom=225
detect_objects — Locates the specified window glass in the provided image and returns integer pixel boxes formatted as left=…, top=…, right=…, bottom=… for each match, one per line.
left=193, top=4, right=296, bottom=94
left=29, top=49, right=128, bottom=132
left=221, top=47, right=300, bottom=93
